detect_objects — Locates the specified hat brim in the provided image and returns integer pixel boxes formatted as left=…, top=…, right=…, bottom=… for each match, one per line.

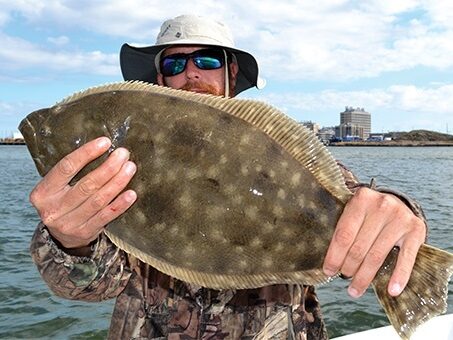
left=120, top=42, right=261, bottom=96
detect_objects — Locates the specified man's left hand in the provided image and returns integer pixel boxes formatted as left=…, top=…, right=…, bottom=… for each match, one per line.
left=322, top=187, right=426, bottom=298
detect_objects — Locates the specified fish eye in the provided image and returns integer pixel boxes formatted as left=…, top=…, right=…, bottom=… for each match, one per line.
left=39, top=127, right=51, bottom=137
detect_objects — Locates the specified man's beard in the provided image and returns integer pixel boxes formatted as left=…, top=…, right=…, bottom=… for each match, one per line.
left=181, top=82, right=223, bottom=96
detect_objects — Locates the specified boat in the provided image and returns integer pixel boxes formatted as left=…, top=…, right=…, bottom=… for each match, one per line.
left=332, top=313, right=453, bottom=340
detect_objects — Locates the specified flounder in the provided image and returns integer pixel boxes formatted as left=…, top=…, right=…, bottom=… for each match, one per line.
left=20, top=81, right=453, bottom=339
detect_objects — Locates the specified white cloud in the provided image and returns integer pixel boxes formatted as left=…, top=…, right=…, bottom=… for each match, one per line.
left=47, top=35, right=69, bottom=46
left=1, top=0, right=453, bottom=81
left=250, top=83, right=453, bottom=133
left=0, top=33, right=118, bottom=77
left=1, top=0, right=453, bottom=133
left=259, top=83, right=453, bottom=115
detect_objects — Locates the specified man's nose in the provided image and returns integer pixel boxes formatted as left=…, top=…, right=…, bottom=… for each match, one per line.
left=184, top=59, right=201, bottom=79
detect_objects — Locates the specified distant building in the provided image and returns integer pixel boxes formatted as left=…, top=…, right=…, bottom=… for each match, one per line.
left=317, top=127, right=336, bottom=143
left=300, top=121, right=320, bottom=134
left=335, top=123, right=364, bottom=141
left=368, top=133, right=384, bottom=141
left=339, top=106, right=371, bottom=140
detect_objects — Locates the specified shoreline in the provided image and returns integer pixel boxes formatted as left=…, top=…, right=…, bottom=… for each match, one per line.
left=329, top=141, right=453, bottom=147
left=2, top=139, right=453, bottom=147
left=0, top=140, right=25, bottom=145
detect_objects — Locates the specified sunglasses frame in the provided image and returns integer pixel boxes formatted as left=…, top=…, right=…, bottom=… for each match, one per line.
left=159, top=48, right=226, bottom=77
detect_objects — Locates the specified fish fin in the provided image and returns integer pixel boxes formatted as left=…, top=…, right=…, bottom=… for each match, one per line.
left=106, top=228, right=336, bottom=289
left=212, top=97, right=353, bottom=203
left=57, top=81, right=352, bottom=203
left=372, top=244, right=453, bottom=339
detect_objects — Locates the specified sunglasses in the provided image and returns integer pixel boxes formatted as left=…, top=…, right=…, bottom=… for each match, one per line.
left=160, top=48, right=225, bottom=77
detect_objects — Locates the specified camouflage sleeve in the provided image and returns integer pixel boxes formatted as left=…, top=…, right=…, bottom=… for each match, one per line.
left=30, top=222, right=132, bottom=302
left=337, top=161, right=427, bottom=226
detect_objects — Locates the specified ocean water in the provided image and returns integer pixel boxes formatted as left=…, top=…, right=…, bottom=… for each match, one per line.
left=0, top=145, right=451, bottom=339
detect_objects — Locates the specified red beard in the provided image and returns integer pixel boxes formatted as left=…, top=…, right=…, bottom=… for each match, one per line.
left=181, top=82, right=223, bottom=96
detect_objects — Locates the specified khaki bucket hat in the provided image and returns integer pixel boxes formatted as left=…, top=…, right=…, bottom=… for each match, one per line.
left=120, top=15, right=265, bottom=96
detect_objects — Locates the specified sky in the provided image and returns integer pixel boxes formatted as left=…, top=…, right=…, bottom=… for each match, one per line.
left=1, top=0, right=453, bottom=137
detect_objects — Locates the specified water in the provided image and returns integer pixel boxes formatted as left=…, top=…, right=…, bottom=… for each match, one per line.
left=319, top=146, right=453, bottom=338
left=0, top=146, right=113, bottom=339
left=0, top=145, right=451, bottom=339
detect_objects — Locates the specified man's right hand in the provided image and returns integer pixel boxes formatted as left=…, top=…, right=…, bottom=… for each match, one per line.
left=30, top=137, right=137, bottom=253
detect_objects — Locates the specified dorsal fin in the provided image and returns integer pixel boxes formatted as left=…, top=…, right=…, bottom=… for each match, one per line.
left=59, top=81, right=352, bottom=203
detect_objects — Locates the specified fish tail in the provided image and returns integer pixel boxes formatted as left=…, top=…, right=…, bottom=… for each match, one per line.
left=372, top=244, right=453, bottom=340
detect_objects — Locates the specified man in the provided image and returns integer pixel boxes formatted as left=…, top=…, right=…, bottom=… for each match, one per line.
left=30, top=15, right=426, bottom=339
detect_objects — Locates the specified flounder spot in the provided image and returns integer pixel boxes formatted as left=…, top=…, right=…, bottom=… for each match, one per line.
left=169, top=224, right=179, bottom=236
left=240, top=134, right=251, bottom=145
left=185, top=168, right=201, bottom=180
left=262, top=256, right=274, bottom=269
left=273, top=242, right=284, bottom=252
left=134, top=210, right=147, bottom=224
left=178, top=191, right=192, bottom=208
left=238, top=259, right=249, bottom=270
left=154, top=131, right=165, bottom=143
left=277, top=189, right=286, bottom=200
left=272, top=205, right=284, bottom=218
left=241, top=165, right=249, bottom=176
left=291, top=173, right=302, bottom=186
left=263, top=222, right=275, bottom=234
left=153, top=222, right=166, bottom=232
left=207, top=165, right=220, bottom=178
left=219, top=154, right=228, bottom=164
left=245, top=206, right=259, bottom=220
left=250, top=237, right=263, bottom=248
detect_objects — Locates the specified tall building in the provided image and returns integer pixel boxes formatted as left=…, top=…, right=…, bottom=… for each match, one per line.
left=339, top=106, right=371, bottom=140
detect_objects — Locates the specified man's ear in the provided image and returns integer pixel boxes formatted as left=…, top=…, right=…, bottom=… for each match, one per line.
left=229, top=62, right=239, bottom=85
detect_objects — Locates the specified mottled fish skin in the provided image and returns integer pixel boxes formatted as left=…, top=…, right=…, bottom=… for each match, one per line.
left=20, top=81, right=453, bottom=340
left=20, top=82, right=349, bottom=288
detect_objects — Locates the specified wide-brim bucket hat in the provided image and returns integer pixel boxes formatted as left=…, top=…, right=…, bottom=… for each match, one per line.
left=120, top=15, right=265, bottom=96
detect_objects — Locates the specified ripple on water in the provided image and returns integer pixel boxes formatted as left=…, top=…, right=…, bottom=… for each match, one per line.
left=0, top=143, right=452, bottom=338
left=0, top=317, right=80, bottom=339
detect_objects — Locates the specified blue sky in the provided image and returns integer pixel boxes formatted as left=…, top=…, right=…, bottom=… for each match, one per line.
left=1, top=0, right=453, bottom=137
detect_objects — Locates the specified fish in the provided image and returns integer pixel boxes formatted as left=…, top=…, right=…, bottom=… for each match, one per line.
left=19, top=81, right=453, bottom=339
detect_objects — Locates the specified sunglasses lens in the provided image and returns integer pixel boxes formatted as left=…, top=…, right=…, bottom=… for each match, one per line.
left=193, top=56, right=223, bottom=70
left=193, top=49, right=224, bottom=70
left=160, top=49, right=225, bottom=77
left=161, top=57, right=187, bottom=76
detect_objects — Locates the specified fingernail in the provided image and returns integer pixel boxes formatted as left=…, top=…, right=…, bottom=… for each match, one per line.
left=348, top=287, right=361, bottom=298
left=125, top=190, right=137, bottom=203
left=97, top=137, right=111, bottom=148
left=124, top=162, right=136, bottom=175
left=112, top=148, right=130, bottom=160
left=323, top=267, right=336, bottom=277
left=389, top=283, right=402, bottom=296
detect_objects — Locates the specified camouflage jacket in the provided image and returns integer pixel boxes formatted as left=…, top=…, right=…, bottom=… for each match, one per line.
left=30, top=165, right=427, bottom=340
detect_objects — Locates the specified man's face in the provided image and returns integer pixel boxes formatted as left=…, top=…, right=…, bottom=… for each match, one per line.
left=157, top=46, right=237, bottom=96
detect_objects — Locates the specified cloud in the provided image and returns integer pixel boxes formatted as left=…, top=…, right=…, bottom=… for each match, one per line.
left=259, top=83, right=453, bottom=114
left=1, top=1, right=453, bottom=81
left=250, top=83, right=453, bottom=133
left=0, top=33, right=119, bottom=78
left=47, top=35, right=69, bottom=46
left=0, top=0, right=452, bottom=134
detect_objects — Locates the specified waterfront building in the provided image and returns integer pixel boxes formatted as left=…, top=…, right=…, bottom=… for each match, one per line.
left=317, top=127, right=336, bottom=144
left=335, top=123, right=364, bottom=141
left=300, top=121, right=320, bottom=134
left=339, top=106, right=371, bottom=140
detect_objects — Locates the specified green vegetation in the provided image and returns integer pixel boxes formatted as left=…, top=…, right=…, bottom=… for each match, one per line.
left=388, top=130, right=453, bottom=142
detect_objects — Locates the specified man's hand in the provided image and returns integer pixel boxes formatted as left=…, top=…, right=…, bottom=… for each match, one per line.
left=323, top=187, right=426, bottom=298
left=30, top=137, right=137, bottom=251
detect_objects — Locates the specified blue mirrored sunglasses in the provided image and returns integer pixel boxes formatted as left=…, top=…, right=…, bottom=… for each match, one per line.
left=160, top=48, right=225, bottom=77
